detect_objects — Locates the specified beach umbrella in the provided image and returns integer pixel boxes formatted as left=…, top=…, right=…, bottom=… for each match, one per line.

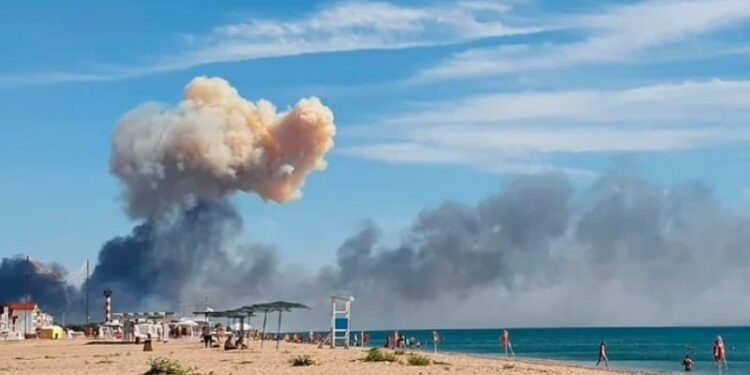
left=223, top=306, right=256, bottom=341
left=209, top=310, right=255, bottom=339
left=250, top=301, right=309, bottom=350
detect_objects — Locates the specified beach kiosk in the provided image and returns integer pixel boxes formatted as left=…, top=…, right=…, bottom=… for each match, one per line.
left=330, top=295, right=354, bottom=349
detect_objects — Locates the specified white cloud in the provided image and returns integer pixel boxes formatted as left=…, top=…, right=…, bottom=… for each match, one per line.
left=417, top=0, right=750, bottom=81
left=341, top=79, right=750, bottom=173
left=0, top=1, right=539, bottom=88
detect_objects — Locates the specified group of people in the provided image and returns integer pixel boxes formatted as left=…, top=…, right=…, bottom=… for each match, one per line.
left=383, top=331, right=421, bottom=349
left=596, top=335, right=728, bottom=373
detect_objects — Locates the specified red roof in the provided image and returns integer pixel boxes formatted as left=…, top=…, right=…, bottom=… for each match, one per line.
left=8, top=302, right=37, bottom=311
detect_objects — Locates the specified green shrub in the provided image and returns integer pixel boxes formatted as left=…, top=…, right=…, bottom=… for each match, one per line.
left=289, top=355, right=315, bottom=367
left=362, top=348, right=398, bottom=362
left=406, top=353, right=431, bottom=366
left=145, top=357, right=190, bottom=375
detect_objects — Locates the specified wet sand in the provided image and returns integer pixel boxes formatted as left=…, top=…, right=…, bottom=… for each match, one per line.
left=0, top=339, right=656, bottom=374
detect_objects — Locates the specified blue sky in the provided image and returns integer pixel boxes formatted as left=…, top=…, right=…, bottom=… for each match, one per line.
left=2, top=0, right=750, bottom=272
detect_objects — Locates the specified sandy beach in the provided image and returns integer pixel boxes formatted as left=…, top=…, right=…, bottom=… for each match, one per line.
left=0, top=339, right=655, bottom=375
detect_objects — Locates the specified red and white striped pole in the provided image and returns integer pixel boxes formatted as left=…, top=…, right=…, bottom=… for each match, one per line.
left=103, top=290, right=112, bottom=323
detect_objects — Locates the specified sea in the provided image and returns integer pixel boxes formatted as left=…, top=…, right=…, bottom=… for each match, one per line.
left=355, top=327, right=750, bottom=374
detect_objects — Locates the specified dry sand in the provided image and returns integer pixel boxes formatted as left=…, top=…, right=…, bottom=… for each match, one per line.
left=0, top=339, right=655, bottom=375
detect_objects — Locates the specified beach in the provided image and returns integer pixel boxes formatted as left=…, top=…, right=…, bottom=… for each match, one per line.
left=0, top=339, right=654, bottom=375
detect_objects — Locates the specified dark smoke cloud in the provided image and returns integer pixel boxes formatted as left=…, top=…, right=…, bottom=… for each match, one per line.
left=0, top=256, right=77, bottom=317
left=315, top=170, right=750, bottom=327
left=324, top=173, right=573, bottom=300
left=3, top=168, right=750, bottom=328
left=88, top=201, right=280, bottom=316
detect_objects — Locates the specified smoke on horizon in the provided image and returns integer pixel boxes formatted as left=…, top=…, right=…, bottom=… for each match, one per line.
left=4, top=169, right=750, bottom=327
left=3, top=76, right=749, bottom=328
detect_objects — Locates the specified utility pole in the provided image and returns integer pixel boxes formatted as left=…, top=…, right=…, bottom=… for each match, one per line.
left=85, top=259, right=90, bottom=325
left=24, top=256, right=30, bottom=302
left=24, top=256, right=30, bottom=335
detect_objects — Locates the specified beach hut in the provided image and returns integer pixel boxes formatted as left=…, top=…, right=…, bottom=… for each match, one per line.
left=39, top=326, right=64, bottom=340
left=250, top=301, right=309, bottom=351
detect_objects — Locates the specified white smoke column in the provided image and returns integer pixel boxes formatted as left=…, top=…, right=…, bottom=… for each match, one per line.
left=111, top=76, right=336, bottom=218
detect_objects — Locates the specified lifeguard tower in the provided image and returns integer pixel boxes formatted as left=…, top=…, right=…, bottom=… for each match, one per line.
left=330, top=295, right=354, bottom=348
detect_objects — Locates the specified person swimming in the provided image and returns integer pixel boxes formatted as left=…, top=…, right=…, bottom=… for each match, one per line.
left=682, top=354, right=694, bottom=372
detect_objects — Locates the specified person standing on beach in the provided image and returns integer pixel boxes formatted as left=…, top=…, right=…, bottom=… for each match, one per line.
left=713, top=336, right=727, bottom=371
left=500, top=330, right=514, bottom=357
left=201, top=324, right=212, bottom=348
left=432, top=330, right=441, bottom=353
left=596, top=341, right=609, bottom=368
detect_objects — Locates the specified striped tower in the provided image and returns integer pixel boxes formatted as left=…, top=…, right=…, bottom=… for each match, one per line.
left=103, top=290, right=112, bottom=323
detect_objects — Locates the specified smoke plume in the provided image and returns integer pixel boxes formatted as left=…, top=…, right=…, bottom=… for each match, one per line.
left=4, top=167, right=750, bottom=327
left=111, top=76, right=336, bottom=218
left=3, top=76, right=749, bottom=327
left=315, top=170, right=750, bottom=328
left=324, top=173, right=573, bottom=300
left=89, top=201, right=280, bottom=313
left=0, top=257, right=77, bottom=317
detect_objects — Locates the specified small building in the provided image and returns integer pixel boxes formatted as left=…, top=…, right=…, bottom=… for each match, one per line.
left=0, top=302, right=54, bottom=339
left=0, top=305, right=9, bottom=339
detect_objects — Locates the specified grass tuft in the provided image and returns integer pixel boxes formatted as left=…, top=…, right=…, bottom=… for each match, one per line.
left=289, top=355, right=314, bottom=367
left=144, top=357, right=192, bottom=375
left=406, top=353, right=431, bottom=366
left=362, top=348, right=398, bottom=362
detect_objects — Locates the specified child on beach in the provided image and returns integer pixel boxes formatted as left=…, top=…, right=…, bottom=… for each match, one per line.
left=596, top=341, right=609, bottom=368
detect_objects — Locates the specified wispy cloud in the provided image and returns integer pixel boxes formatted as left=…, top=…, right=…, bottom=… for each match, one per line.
left=0, top=1, right=539, bottom=88
left=340, top=79, right=750, bottom=173
left=417, top=0, right=750, bottom=81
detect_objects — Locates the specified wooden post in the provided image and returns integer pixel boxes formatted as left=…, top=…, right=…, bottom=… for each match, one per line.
left=275, top=311, right=283, bottom=351
left=260, top=311, right=267, bottom=348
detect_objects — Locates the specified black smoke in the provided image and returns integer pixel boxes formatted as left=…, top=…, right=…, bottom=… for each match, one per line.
left=87, top=201, right=280, bottom=317
left=0, top=256, right=77, bottom=317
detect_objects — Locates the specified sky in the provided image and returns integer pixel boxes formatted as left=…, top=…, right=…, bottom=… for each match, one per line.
left=2, top=0, right=750, bottom=328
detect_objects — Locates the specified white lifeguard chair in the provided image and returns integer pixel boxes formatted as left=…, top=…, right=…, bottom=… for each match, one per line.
left=330, top=295, right=354, bottom=349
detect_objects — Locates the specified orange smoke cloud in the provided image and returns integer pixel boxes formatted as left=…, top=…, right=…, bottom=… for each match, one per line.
left=111, top=76, right=336, bottom=218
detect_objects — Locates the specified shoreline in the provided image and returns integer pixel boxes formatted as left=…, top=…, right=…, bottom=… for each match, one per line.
left=440, top=351, right=664, bottom=374
left=0, top=338, right=666, bottom=374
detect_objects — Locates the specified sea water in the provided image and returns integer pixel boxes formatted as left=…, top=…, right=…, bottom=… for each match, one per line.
left=357, top=327, right=750, bottom=374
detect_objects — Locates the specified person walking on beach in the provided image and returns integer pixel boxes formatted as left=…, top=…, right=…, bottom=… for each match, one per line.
left=500, top=330, right=514, bottom=358
left=596, top=341, right=609, bottom=368
left=713, top=336, right=727, bottom=372
left=682, top=354, right=694, bottom=372
left=432, top=330, right=441, bottom=353
left=201, top=324, right=212, bottom=348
